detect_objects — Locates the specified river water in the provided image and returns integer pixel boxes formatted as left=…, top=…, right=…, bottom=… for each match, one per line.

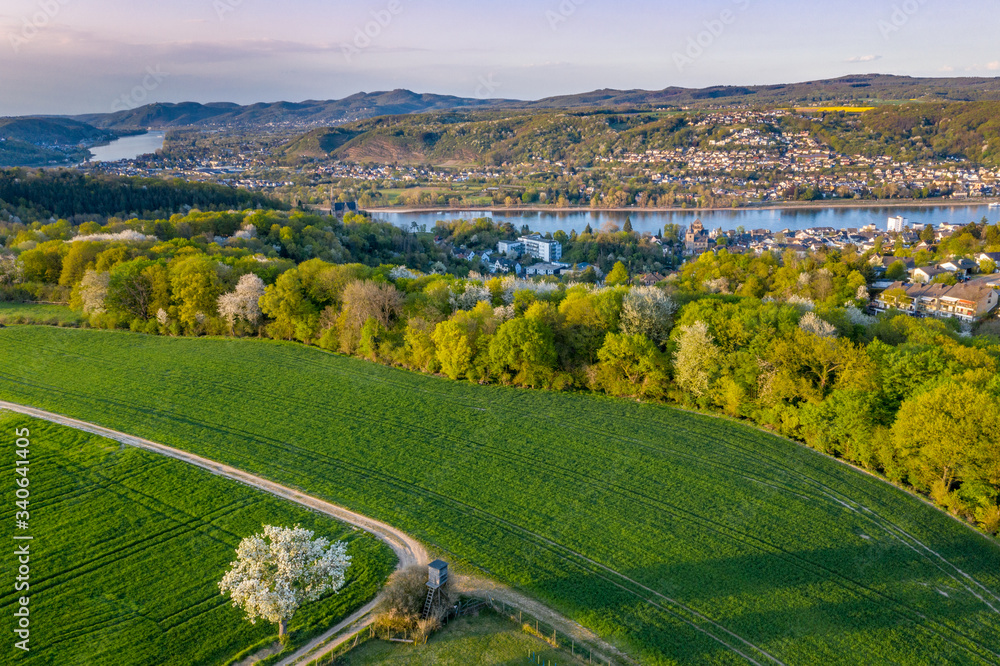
left=88, top=131, right=165, bottom=162
left=374, top=204, right=999, bottom=234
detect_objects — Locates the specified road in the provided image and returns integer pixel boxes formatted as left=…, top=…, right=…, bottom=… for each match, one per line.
left=0, top=400, right=630, bottom=665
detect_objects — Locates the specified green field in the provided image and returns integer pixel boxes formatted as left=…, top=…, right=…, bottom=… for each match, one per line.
left=1, top=326, right=999, bottom=664
left=0, top=302, right=85, bottom=327
left=327, top=611, right=585, bottom=665
left=0, top=412, right=395, bottom=666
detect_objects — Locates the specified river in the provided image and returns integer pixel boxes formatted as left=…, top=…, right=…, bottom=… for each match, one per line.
left=87, top=131, right=165, bottom=163
left=373, top=204, right=999, bottom=235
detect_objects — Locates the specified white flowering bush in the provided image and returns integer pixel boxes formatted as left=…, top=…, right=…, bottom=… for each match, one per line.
left=217, top=274, right=266, bottom=331
left=79, top=270, right=110, bottom=315
left=620, top=286, right=678, bottom=347
left=450, top=284, right=491, bottom=311
left=389, top=265, right=421, bottom=280
left=73, top=229, right=156, bottom=243
left=493, top=304, right=516, bottom=322
left=218, top=524, right=351, bottom=637
left=799, top=312, right=837, bottom=338
left=499, top=277, right=560, bottom=304
left=786, top=294, right=815, bottom=311
left=845, top=306, right=875, bottom=327
left=230, top=224, right=258, bottom=241
left=0, top=253, right=24, bottom=286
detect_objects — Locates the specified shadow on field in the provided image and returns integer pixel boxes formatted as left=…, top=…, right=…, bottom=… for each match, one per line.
left=522, top=539, right=1000, bottom=664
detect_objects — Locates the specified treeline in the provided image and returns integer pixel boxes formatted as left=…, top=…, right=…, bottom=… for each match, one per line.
left=6, top=227, right=1000, bottom=534
left=0, top=168, right=286, bottom=221
left=0, top=209, right=486, bottom=305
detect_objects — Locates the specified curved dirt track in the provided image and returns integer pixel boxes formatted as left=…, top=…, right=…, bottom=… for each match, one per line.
left=0, top=400, right=630, bottom=666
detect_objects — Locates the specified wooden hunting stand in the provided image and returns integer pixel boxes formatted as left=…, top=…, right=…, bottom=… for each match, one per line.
left=421, top=560, right=448, bottom=619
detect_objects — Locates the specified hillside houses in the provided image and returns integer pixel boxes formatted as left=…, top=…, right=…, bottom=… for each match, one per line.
left=872, top=275, right=1000, bottom=322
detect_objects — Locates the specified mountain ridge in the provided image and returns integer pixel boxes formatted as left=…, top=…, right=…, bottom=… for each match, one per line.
left=56, top=74, right=1000, bottom=130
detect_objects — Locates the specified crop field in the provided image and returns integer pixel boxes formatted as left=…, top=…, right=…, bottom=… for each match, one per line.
left=0, top=411, right=395, bottom=666
left=0, top=302, right=85, bottom=327
left=0, top=327, right=999, bottom=664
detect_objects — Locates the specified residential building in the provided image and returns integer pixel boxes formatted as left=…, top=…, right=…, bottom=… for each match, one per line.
left=913, top=266, right=948, bottom=283
left=518, top=235, right=563, bottom=262
left=524, top=262, right=564, bottom=276
left=497, top=239, right=524, bottom=256
left=887, top=215, right=908, bottom=233
left=872, top=277, right=1000, bottom=321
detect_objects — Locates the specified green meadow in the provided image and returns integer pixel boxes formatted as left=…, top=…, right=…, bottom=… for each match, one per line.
left=1, top=327, right=999, bottom=664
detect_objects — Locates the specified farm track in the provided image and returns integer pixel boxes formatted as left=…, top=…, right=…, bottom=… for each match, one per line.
left=0, top=400, right=631, bottom=666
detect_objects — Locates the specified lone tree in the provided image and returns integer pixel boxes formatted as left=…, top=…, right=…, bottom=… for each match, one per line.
left=219, top=525, right=351, bottom=639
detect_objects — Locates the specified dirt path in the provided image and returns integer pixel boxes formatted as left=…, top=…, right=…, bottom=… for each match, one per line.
left=0, top=401, right=633, bottom=666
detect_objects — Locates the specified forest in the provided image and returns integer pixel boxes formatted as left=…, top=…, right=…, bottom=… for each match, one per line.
left=0, top=168, right=285, bottom=221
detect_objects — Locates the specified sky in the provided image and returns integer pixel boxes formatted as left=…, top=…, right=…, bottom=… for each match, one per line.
left=1, top=0, right=999, bottom=116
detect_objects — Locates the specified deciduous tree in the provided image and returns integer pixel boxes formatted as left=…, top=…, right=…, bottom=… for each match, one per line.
left=218, top=525, right=350, bottom=639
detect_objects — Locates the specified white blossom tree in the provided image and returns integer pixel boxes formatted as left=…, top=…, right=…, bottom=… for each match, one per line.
left=218, top=525, right=351, bottom=638
left=799, top=312, right=837, bottom=338
left=0, top=253, right=24, bottom=286
left=450, top=284, right=491, bottom=311
left=217, top=273, right=266, bottom=334
left=620, top=286, right=678, bottom=348
left=78, top=270, right=110, bottom=315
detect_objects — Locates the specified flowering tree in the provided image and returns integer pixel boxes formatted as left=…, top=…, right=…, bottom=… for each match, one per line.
left=78, top=270, right=110, bottom=315
left=0, top=253, right=24, bottom=286
left=217, top=273, right=266, bottom=333
left=218, top=525, right=351, bottom=638
left=620, top=286, right=677, bottom=348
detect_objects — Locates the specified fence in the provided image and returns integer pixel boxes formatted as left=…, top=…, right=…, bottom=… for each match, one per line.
left=482, top=595, right=621, bottom=666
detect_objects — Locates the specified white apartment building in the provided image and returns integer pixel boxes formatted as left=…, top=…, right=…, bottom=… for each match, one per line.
left=519, top=234, right=563, bottom=262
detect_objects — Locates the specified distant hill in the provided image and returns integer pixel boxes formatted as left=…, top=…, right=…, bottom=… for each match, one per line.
left=0, top=117, right=115, bottom=145
left=528, top=75, right=1000, bottom=108
left=56, top=75, right=1000, bottom=131
left=0, top=117, right=117, bottom=167
left=72, top=90, right=509, bottom=130
left=281, top=98, right=1000, bottom=168
left=279, top=110, right=691, bottom=166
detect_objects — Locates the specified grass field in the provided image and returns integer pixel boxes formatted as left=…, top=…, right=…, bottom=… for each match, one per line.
left=325, top=612, right=585, bottom=665
left=1, top=327, right=999, bottom=664
left=0, top=411, right=395, bottom=666
left=0, top=302, right=85, bottom=327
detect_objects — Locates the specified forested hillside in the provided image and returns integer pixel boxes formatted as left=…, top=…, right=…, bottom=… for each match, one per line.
left=800, top=101, right=1000, bottom=165
left=282, top=110, right=745, bottom=166
left=0, top=168, right=285, bottom=221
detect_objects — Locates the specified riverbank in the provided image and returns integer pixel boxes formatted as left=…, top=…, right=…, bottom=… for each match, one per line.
left=368, top=198, right=1000, bottom=215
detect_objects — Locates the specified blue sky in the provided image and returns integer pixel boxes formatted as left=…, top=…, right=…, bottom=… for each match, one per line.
left=1, top=0, right=998, bottom=115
